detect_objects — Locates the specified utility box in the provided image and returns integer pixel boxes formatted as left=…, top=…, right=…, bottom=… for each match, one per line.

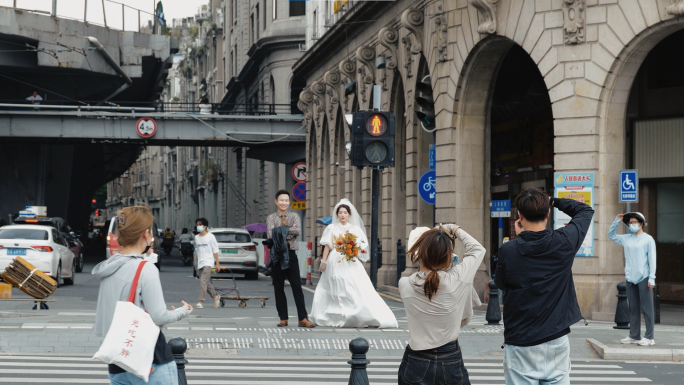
left=0, top=282, right=12, bottom=299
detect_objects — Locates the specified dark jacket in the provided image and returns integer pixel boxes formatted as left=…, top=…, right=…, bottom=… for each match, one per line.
left=270, top=225, right=290, bottom=270
left=494, top=197, right=594, bottom=346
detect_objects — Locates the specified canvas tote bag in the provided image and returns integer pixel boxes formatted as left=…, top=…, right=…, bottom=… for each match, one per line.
left=93, top=260, right=160, bottom=382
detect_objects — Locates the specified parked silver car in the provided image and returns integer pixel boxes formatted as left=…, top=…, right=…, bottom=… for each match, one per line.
left=193, top=228, right=259, bottom=280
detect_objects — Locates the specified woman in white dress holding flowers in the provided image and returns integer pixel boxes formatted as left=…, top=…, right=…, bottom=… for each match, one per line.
left=309, top=199, right=398, bottom=328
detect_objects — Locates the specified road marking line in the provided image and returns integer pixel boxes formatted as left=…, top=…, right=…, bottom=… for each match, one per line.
left=377, top=292, right=402, bottom=302
left=215, top=327, right=238, bottom=330
left=56, top=312, right=95, bottom=316
left=20, top=325, right=43, bottom=329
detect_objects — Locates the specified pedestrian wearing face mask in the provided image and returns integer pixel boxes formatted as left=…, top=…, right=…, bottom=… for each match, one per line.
left=194, top=218, right=221, bottom=309
left=608, top=212, right=657, bottom=346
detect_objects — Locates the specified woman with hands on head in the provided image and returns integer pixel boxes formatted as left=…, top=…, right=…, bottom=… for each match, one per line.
left=398, top=223, right=486, bottom=385
left=93, top=205, right=192, bottom=385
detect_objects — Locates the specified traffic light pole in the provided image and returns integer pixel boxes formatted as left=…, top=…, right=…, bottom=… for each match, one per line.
left=369, top=85, right=382, bottom=289
left=370, top=165, right=381, bottom=289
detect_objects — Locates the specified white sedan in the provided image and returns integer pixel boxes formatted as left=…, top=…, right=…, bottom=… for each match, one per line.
left=0, top=224, right=75, bottom=287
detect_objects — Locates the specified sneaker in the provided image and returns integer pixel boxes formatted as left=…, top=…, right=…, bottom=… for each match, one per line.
left=195, top=303, right=203, bottom=309
left=620, top=337, right=640, bottom=344
left=637, top=338, right=655, bottom=346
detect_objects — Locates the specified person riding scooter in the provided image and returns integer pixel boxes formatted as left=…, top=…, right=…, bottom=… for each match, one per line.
left=178, top=228, right=194, bottom=266
left=162, top=227, right=175, bottom=256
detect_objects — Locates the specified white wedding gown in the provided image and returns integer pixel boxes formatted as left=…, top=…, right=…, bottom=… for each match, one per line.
left=309, top=223, right=399, bottom=328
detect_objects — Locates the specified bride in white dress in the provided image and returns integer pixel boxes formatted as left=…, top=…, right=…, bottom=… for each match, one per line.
left=309, top=199, right=398, bottom=328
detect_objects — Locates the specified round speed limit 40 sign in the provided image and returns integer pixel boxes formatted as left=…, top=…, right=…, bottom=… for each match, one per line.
left=136, top=117, right=157, bottom=138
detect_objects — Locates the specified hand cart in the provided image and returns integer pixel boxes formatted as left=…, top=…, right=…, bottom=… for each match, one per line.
left=210, top=268, right=269, bottom=308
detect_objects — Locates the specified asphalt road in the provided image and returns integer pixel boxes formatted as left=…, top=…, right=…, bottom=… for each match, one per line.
left=1, top=246, right=683, bottom=384
left=1, top=245, right=323, bottom=317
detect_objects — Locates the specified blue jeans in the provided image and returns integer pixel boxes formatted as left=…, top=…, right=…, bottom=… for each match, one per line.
left=503, top=335, right=570, bottom=385
left=398, top=339, right=470, bottom=385
left=108, top=361, right=178, bottom=385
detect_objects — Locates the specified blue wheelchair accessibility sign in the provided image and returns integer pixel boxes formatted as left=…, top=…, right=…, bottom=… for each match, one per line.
left=619, top=170, right=638, bottom=203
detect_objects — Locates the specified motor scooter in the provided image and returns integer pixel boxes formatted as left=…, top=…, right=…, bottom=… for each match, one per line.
left=162, top=236, right=174, bottom=256
left=179, top=243, right=194, bottom=266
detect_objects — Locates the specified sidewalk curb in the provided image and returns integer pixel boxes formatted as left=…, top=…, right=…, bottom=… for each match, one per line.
left=587, top=338, right=684, bottom=361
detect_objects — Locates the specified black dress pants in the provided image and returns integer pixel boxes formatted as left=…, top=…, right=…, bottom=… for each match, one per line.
left=272, top=250, right=308, bottom=321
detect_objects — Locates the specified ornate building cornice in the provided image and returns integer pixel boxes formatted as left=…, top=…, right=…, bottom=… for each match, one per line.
left=469, top=0, right=499, bottom=34
left=400, top=8, right=424, bottom=54
left=378, top=27, right=399, bottom=70
left=563, top=0, right=585, bottom=44
left=666, top=0, right=684, bottom=16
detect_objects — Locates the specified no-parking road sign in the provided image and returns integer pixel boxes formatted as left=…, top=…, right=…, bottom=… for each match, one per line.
left=292, top=182, right=306, bottom=202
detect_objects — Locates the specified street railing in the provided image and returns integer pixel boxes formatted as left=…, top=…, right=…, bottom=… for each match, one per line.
left=0, top=0, right=156, bottom=33
left=0, top=99, right=300, bottom=116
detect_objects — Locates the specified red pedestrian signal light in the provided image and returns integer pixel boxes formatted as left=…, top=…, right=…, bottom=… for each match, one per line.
left=365, top=114, right=387, bottom=137
left=92, top=199, right=96, bottom=203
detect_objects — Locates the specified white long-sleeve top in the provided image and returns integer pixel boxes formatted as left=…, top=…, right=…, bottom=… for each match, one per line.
left=608, top=216, right=657, bottom=286
left=399, top=227, right=486, bottom=351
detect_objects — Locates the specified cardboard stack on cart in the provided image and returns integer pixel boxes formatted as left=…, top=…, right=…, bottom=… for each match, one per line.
left=1, top=256, right=57, bottom=299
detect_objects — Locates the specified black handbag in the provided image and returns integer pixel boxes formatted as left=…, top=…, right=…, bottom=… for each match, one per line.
left=262, top=239, right=274, bottom=276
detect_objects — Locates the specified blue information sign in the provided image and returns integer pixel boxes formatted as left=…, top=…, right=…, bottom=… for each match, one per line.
left=491, top=200, right=511, bottom=217
left=619, top=170, right=638, bottom=203
left=292, top=182, right=306, bottom=202
left=418, top=170, right=436, bottom=205
left=429, top=144, right=436, bottom=170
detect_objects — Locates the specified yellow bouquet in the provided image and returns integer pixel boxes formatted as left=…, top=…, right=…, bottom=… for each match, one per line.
left=333, top=231, right=367, bottom=262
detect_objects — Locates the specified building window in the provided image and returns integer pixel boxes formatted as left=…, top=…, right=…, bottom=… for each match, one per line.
left=250, top=14, right=254, bottom=45
left=229, top=52, right=233, bottom=78
left=233, top=0, right=237, bottom=22
left=314, top=10, right=318, bottom=38
left=263, top=0, right=266, bottom=29
left=657, top=183, right=684, bottom=243
left=273, top=0, right=277, bottom=19
left=256, top=5, right=259, bottom=40
left=289, top=1, right=305, bottom=17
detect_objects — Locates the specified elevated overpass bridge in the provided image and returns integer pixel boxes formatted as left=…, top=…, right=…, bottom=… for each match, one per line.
left=0, top=5, right=305, bottom=231
left=0, top=104, right=306, bottom=162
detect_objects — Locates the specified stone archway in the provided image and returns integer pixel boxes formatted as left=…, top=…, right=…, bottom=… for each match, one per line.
left=450, top=36, right=516, bottom=271
left=449, top=34, right=555, bottom=293
left=592, top=21, right=684, bottom=318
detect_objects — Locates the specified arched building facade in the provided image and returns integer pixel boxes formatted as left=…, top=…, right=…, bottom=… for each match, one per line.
left=294, top=0, right=684, bottom=320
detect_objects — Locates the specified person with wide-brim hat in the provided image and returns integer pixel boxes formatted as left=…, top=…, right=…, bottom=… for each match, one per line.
left=609, top=211, right=657, bottom=346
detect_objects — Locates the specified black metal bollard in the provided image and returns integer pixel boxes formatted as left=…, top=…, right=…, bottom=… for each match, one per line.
left=485, top=280, right=502, bottom=325
left=396, top=239, right=406, bottom=286
left=377, top=239, right=383, bottom=269
left=613, top=282, right=630, bottom=330
left=168, top=337, right=188, bottom=385
left=347, top=337, right=370, bottom=385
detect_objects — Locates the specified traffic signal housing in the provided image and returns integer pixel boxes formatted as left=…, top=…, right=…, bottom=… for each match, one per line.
left=415, top=75, right=435, bottom=131
left=345, top=110, right=396, bottom=168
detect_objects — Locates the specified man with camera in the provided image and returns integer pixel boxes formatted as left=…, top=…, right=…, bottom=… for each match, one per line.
left=495, top=188, right=594, bottom=384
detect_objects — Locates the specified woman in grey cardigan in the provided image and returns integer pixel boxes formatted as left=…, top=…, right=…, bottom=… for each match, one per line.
left=93, top=205, right=192, bottom=385
left=398, top=224, right=486, bottom=385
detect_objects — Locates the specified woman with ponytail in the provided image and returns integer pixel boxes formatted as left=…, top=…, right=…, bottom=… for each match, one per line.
left=398, top=224, right=486, bottom=385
